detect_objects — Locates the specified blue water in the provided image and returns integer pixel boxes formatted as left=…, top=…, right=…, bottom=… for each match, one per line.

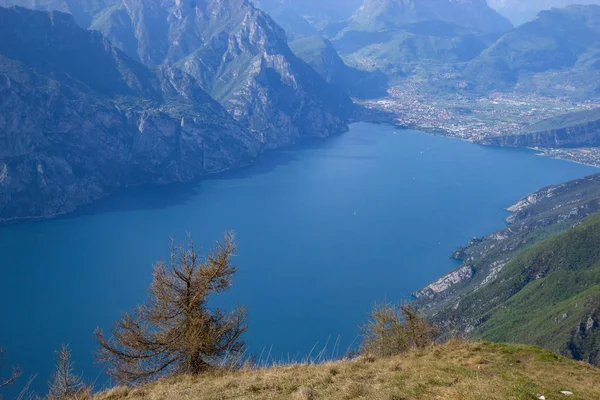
left=0, top=122, right=597, bottom=395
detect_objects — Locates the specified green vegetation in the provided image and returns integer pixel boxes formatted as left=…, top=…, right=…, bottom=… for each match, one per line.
left=435, top=212, right=600, bottom=366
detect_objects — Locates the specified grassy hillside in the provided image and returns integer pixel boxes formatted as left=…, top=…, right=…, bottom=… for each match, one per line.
left=96, top=341, right=600, bottom=400
left=433, top=212, right=600, bottom=366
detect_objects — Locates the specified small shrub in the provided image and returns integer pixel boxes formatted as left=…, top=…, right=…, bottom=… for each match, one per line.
left=360, top=302, right=437, bottom=357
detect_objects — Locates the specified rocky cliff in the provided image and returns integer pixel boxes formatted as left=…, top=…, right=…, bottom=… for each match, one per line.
left=483, top=108, right=600, bottom=148
left=0, top=6, right=260, bottom=222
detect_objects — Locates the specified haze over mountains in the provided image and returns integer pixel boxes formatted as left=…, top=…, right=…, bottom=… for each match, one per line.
left=466, top=5, right=600, bottom=95
left=349, top=0, right=512, bottom=33
left=488, top=0, right=600, bottom=25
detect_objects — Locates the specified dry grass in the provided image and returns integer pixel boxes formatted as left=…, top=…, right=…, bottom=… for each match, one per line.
left=95, top=340, right=600, bottom=400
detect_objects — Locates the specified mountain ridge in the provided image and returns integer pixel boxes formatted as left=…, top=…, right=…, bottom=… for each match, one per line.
left=0, top=5, right=261, bottom=222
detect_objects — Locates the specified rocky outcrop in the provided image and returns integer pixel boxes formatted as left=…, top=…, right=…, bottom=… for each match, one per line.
left=413, top=266, right=473, bottom=299
left=0, top=7, right=260, bottom=222
left=483, top=118, right=600, bottom=148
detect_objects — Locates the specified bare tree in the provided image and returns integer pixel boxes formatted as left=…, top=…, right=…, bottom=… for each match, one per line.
left=0, top=348, right=21, bottom=399
left=360, top=301, right=437, bottom=357
left=95, top=232, right=248, bottom=385
left=48, top=344, right=86, bottom=399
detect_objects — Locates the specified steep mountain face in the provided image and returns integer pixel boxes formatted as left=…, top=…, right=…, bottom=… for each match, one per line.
left=488, top=0, right=600, bottom=26
left=466, top=5, right=600, bottom=90
left=0, top=6, right=260, bottom=222
left=349, top=0, right=513, bottom=33
left=84, top=0, right=352, bottom=148
left=289, top=35, right=388, bottom=98
left=483, top=108, right=600, bottom=148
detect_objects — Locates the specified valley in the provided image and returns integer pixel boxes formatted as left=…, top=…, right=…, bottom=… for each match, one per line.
left=2, top=0, right=600, bottom=397
left=361, top=83, right=600, bottom=165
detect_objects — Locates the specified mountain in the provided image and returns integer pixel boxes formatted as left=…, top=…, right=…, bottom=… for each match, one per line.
left=333, top=20, right=496, bottom=79
left=289, top=35, right=388, bottom=98
left=482, top=108, right=600, bottom=148
left=465, top=5, right=600, bottom=92
left=328, top=0, right=510, bottom=80
left=0, top=0, right=115, bottom=27
left=252, top=0, right=319, bottom=40
left=84, top=0, right=353, bottom=147
left=0, top=0, right=353, bottom=147
left=488, top=0, right=600, bottom=26
left=415, top=174, right=600, bottom=365
left=349, top=0, right=513, bottom=34
left=0, top=6, right=260, bottom=222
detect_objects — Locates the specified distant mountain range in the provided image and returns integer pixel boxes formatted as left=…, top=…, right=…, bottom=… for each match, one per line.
left=328, top=0, right=511, bottom=79
left=488, top=0, right=600, bottom=26
left=465, top=5, right=600, bottom=95
left=349, top=0, right=512, bottom=33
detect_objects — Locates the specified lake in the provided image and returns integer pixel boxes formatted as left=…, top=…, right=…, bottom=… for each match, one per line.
left=0, top=122, right=597, bottom=394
